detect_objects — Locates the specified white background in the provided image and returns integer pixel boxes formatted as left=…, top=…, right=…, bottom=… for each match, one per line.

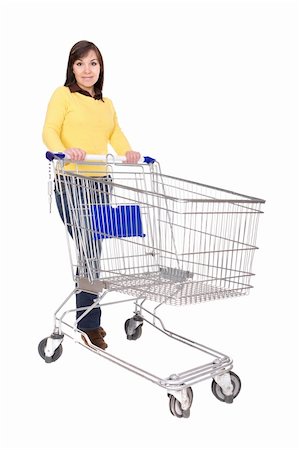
left=1, top=0, right=298, bottom=449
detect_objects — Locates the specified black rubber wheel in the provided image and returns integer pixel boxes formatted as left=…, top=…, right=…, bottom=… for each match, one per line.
left=211, top=371, right=241, bottom=402
left=38, top=338, right=63, bottom=363
left=124, top=318, right=130, bottom=333
left=169, top=387, right=193, bottom=418
left=124, top=318, right=143, bottom=340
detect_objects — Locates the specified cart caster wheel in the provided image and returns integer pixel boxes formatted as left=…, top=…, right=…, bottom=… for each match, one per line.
left=124, top=317, right=143, bottom=340
left=211, top=371, right=241, bottom=403
left=168, top=387, right=193, bottom=418
left=38, top=337, right=63, bottom=363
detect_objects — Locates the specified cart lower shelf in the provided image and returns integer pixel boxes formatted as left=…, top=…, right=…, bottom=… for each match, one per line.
left=98, top=270, right=249, bottom=305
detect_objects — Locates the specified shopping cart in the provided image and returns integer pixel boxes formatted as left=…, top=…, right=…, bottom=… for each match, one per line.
left=38, top=152, right=265, bottom=418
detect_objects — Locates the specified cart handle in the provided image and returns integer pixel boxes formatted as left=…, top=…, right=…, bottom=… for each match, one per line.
left=45, top=151, right=156, bottom=164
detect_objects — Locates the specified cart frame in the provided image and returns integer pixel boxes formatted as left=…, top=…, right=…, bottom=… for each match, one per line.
left=39, top=154, right=265, bottom=417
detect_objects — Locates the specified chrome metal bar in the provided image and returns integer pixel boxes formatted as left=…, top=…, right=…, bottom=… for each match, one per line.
left=49, top=157, right=264, bottom=395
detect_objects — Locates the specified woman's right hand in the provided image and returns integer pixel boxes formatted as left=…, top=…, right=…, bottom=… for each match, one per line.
left=64, top=148, right=86, bottom=161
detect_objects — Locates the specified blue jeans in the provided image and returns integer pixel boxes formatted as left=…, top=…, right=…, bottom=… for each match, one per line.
left=55, top=176, right=110, bottom=330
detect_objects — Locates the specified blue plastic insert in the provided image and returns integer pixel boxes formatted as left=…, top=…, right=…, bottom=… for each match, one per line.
left=91, top=204, right=145, bottom=239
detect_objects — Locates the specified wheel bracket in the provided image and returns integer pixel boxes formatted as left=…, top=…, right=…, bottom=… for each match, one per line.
left=214, top=372, right=234, bottom=396
left=167, top=387, right=191, bottom=411
left=44, top=335, right=64, bottom=358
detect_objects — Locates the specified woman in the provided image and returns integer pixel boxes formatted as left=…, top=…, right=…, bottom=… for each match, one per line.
left=42, top=40, right=140, bottom=350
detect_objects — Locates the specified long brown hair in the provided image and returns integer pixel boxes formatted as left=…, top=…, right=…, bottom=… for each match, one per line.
left=64, top=40, right=104, bottom=100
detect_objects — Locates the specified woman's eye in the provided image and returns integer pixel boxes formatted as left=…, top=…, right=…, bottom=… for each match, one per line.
left=76, top=62, right=82, bottom=66
left=91, top=62, right=98, bottom=66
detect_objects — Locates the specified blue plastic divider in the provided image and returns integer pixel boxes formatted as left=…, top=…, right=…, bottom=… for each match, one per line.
left=91, top=204, right=145, bottom=239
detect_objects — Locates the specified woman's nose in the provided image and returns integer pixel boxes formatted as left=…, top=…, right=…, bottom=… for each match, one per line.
left=83, top=65, right=91, bottom=73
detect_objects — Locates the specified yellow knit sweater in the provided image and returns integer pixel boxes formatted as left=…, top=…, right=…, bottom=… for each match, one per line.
left=42, top=86, right=132, bottom=173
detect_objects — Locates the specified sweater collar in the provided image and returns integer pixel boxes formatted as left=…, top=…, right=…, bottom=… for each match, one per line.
left=68, top=82, right=102, bottom=100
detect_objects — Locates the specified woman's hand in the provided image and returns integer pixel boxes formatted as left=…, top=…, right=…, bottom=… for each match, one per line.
left=124, top=150, right=141, bottom=164
left=65, top=148, right=86, bottom=161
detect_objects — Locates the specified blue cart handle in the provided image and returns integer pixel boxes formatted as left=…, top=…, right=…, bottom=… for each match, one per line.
left=46, top=151, right=156, bottom=164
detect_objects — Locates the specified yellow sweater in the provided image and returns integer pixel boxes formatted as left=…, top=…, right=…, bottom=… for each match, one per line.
left=42, top=86, right=132, bottom=173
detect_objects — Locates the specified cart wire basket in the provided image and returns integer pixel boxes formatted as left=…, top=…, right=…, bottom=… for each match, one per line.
left=39, top=152, right=265, bottom=418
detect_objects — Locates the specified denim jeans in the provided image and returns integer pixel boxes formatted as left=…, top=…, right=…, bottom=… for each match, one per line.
left=55, top=175, right=110, bottom=330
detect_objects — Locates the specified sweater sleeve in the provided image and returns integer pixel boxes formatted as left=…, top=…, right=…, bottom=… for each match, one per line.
left=42, top=87, right=68, bottom=151
left=108, top=100, right=132, bottom=156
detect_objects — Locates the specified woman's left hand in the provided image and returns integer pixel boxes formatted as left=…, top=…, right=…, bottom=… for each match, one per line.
left=124, top=150, right=141, bottom=164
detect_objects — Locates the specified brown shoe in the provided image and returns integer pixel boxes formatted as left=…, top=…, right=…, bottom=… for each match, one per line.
left=82, top=328, right=108, bottom=350
left=99, top=326, right=106, bottom=338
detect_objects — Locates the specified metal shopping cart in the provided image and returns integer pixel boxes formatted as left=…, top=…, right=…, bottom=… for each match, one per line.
left=38, top=152, right=265, bottom=418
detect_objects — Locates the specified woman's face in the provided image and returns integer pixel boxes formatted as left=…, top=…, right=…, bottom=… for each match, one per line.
left=72, top=49, right=100, bottom=94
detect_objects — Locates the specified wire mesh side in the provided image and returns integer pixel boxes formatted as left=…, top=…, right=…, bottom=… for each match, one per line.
left=54, top=164, right=264, bottom=306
